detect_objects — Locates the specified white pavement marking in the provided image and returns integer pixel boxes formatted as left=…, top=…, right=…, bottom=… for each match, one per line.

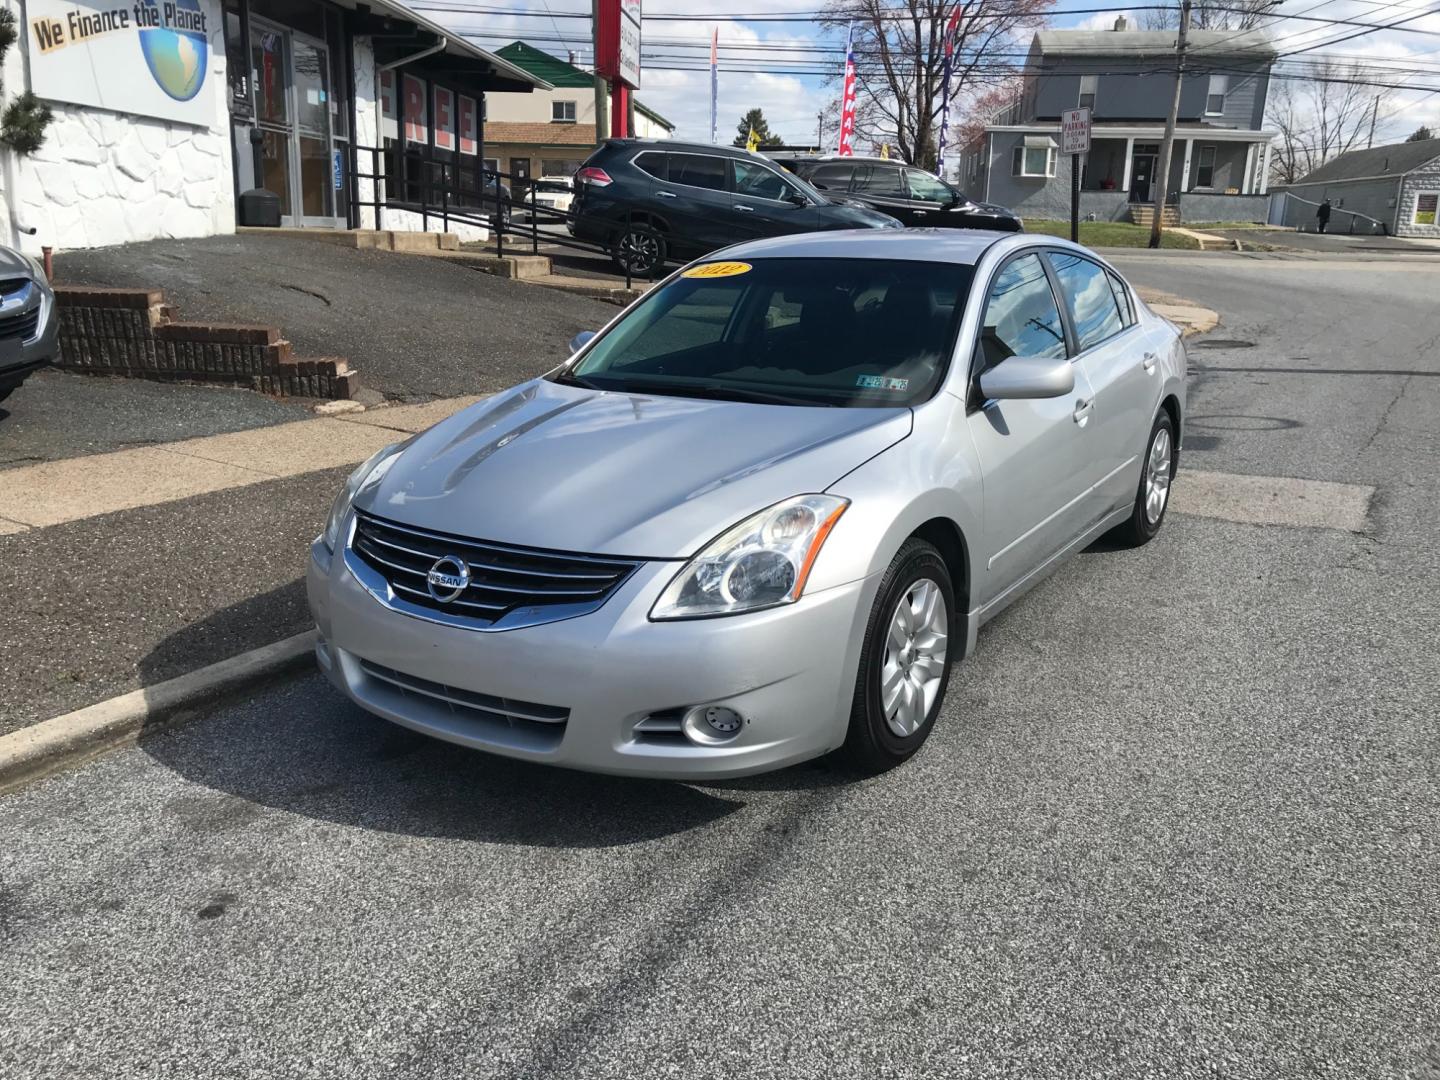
left=0, top=396, right=482, bottom=530
left=1173, top=469, right=1373, bottom=532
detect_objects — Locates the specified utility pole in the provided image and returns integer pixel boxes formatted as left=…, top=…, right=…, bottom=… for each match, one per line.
left=591, top=0, right=608, bottom=143
left=1368, top=95, right=1379, bottom=148
left=1150, top=0, right=1191, bottom=249
left=816, top=111, right=824, bottom=151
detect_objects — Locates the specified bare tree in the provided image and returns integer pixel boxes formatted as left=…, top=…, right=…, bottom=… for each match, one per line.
left=1141, top=0, right=1275, bottom=31
left=1266, top=61, right=1395, bottom=183
left=820, top=0, right=1054, bottom=171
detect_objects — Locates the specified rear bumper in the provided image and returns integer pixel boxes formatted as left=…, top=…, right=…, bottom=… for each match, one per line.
left=306, top=533, right=874, bottom=779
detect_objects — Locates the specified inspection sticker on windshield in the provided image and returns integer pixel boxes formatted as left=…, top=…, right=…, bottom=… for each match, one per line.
left=682, top=261, right=752, bottom=279
left=857, top=375, right=909, bottom=391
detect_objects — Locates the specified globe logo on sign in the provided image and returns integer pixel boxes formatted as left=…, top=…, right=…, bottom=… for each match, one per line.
left=139, top=0, right=207, bottom=102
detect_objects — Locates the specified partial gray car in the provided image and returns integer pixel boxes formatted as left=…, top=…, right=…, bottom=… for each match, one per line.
left=0, top=244, right=58, bottom=404
left=307, top=230, right=1186, bottom=778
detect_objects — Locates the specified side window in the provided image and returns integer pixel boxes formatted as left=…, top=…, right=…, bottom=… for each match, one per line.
left=633, top=152, right=667, bottom=180
left=1106, top=269, right=1134, bottom=326
left=904, top=169, right=954, bottom=204
left=854, top=165, right=905, bottom=197
left=1049, top=252, right=1125, bottom=351
left=667, top=153, right=727, bottom=192
left=807, top=163, right=854, bottom=191
left=732, top=159, right=792, bottom=201
left=976, top=253, right=1068, bottom=382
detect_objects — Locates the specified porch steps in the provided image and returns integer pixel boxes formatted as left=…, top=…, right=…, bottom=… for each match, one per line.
left=1129, top=205, right=1182, bottom=227
left=236, top=226, right=462, bottom=252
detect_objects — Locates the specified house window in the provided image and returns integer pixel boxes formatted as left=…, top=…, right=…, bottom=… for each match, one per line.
left=1206, top=75, right=1227, bottom=115
left=1012, top=145, right=1055, bottom=178
left=1416, top=193, right=1438, bottom=226
left=1195, top=145, right=1217, bottom=188
left=1078, top=74, right=1097, bottom=111
left=552, top=100, right=577, bottom=123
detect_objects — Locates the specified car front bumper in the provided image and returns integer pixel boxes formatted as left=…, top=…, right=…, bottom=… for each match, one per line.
left=306, top=532, right=874, bottom=779
left=0, top=287, right=58, bottom=390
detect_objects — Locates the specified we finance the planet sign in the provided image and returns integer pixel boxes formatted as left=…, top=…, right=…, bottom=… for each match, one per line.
left=28, top=0, right=218, bottom=126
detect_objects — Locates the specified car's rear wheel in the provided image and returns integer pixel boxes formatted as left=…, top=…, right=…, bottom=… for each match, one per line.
left=1109, top=410, right=1176, bottom=546
left=0, top=386, right=13, bottom=405
left=611, top=225, right=666, bottom=277
left=841, top=539, right=956, bottom=773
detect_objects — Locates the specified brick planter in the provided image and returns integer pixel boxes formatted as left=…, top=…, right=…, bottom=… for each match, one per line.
left=53, top=286, right=356, bottom=400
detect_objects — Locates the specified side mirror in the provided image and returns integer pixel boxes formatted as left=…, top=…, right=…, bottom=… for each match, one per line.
left=787, top=193, right=809, bottom=207
left=979, top=356, right=1075, bottom=400
left=569, top=330, right=597, bottom=355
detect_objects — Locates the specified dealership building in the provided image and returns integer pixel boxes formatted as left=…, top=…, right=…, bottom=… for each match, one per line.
left=0, top=0, right=553, bottom=255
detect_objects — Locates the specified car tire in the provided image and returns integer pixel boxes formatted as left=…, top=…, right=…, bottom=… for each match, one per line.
left=611, top=225, right=666, bottom=278
left=840, top=538, right=957, bottom=773
left=0, top=386, right=12, bottom=405
left=1109, top=409, right=1176, bottom=547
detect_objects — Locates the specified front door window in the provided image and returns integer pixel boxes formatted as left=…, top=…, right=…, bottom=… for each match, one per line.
left=292, top=37, right=333, bottom=220
left=247, top=21, right=336, bottom=225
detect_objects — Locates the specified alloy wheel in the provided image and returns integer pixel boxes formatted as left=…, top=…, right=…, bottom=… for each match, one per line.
left=1145, top=426, right=1172, bottom=524
left=618, top=230, right=659, bottom=274
left=880, top=578, right=949, bottom=737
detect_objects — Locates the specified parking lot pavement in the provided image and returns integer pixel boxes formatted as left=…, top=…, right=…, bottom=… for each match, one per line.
left=56, top=234, right=620, bottom=401
left=0, top=369, right=309, bottom=468
left=3, top=252, right=1438, bottom=1078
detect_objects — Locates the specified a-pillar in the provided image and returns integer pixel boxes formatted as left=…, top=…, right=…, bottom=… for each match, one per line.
left=610, top=84, right=631, bottom=138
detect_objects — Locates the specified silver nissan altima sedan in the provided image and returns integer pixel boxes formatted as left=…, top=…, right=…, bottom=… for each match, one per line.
left=307, top=230, right=1185, bottom=778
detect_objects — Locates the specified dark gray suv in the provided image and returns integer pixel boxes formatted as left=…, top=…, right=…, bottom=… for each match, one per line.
left=570, top=140, right=902, bottom=276
left=0, top=245, right=58, bottom=405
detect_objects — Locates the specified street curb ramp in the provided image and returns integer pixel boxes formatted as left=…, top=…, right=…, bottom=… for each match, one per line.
left=0, top=632, right=316, bottom=797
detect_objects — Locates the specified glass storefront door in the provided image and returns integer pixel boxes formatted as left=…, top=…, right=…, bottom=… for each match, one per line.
left=249, top=19, right=339, bottom=227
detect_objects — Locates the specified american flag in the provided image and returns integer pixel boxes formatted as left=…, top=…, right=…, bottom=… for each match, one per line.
left=837, top=23, right=857, bottom=156
left=936, top=6, right=964, bottom=177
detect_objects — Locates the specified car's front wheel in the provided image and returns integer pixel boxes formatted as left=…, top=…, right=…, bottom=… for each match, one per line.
left=841, top=538, right=956, bottom=773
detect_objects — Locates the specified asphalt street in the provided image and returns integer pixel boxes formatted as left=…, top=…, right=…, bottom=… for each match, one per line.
left=3, top=252, right=1438, bottom=1078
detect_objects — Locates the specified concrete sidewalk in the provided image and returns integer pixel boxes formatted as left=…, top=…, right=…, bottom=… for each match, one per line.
left=0, top=397, right=478, bottom=533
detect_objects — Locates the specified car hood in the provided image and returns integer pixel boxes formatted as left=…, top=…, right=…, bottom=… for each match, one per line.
left=820, top=201, right=903, bottom=228
left=0, top=245, right=37, bottom=278
left=357, top=378, right=912, bottom=558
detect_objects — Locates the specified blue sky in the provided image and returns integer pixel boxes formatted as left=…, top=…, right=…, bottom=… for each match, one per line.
left=430, top=2, right=1440, bottom=147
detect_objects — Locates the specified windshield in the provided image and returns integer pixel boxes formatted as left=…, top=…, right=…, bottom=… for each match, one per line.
left=555, top=258, right=973, bottom=408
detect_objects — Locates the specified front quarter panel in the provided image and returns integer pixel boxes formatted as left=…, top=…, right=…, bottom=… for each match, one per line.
left=810, top=394, right=984, bottom=630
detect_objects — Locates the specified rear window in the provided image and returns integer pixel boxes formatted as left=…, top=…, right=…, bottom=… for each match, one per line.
left=633, top=151, right=667, bottom=180
left=808, top=163, right=855, bottom=191
left=1049, top=252, right=1125, bottom=351
left=562, top=258, right=973, bottom=408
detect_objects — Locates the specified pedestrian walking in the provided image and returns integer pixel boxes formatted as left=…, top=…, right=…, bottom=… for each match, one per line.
left=1317, top=198, right=1332, bottom=234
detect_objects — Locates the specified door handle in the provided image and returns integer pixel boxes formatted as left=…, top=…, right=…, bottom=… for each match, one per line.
left=1143, top=351, right=1157, bottom=373
left=656, top=190, right=677, bottom=199
left=1073, top=397, right=1093, bottom=426
left=733, top=204, right=755, bottom=213
left=914, top=210, right=928, bottom=216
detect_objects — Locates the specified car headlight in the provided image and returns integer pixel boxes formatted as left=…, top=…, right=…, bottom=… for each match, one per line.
left=321, top=442, right=406, bottom=551
left=650, top=494, right=849, bottom=620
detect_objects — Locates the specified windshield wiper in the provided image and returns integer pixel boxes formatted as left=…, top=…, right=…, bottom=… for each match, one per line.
left=611, top=379, right=831, bottom=407
left=551, top=369, right=603, bottom=390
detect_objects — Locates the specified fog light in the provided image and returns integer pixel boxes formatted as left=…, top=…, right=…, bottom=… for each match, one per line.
left=682, top=704, right=745, bottom=745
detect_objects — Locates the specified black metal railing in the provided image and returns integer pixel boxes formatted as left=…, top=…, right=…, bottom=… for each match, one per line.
left=349, top=143, right=653, bottom=289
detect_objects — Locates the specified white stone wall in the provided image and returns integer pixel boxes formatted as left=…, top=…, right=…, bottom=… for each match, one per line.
left=0, top=0, right=234, bottom=254
left=1397, top=160, right=1440, bottom=239
left=352, top=36, right=382, bottom=231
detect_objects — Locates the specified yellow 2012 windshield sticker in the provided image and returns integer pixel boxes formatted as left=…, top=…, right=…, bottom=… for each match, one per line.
left=682, top=261, right=752, bottom=279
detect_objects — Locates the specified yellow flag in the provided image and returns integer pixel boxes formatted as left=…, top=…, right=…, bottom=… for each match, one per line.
left=746, top=126, right=760, bottom=153
left=880, top=143, right=890, bottom=160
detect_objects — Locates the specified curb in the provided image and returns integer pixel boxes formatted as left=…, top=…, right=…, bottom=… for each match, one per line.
left=0, top=631, right=316, bottom=797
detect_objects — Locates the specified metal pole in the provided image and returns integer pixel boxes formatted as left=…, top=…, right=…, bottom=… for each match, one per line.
left=624, top=209, right=632, bottom=291
left=1367, top=95, right=1378, bottom=149
left=1150, top=0, right=1191, bottom=249
left=531, top=183, right=539, bottom=254
left=1070, top=153, right=1080, bottom=243
left=592, top=0, right=608, bottom=143
left=495, top=170, right=504, bottom=259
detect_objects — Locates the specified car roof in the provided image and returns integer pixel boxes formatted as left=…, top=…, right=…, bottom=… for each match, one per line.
left=708, top=228, right=1019, bottom=266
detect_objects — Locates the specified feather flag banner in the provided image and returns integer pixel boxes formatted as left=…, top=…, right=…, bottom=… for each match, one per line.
left=837, top=23, right=857, bottom=157
left=709, top=28, right=718, bottom=144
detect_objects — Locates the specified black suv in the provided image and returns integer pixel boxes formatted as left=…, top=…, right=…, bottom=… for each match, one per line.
left=772, top=155, right=1023, bottom=233
left=570, top=140, right=901, bottom=276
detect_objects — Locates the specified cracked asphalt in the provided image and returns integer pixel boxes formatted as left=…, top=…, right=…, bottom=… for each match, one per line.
left=3, top=253, right=1439, bottom=1079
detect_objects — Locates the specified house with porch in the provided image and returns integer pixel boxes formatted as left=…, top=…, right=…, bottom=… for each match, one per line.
left=957, top=19, right=1276, bottom=224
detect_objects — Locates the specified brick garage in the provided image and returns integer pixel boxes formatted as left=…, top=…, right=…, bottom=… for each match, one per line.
left=54, top=287, right=356, bottom=399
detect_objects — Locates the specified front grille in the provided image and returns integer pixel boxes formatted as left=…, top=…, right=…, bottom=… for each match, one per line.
left=358, top=658, right=569, bottom=750
left=351, top=510, right=642, bottom=629
left=0, top=308, right=39, bottom=342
